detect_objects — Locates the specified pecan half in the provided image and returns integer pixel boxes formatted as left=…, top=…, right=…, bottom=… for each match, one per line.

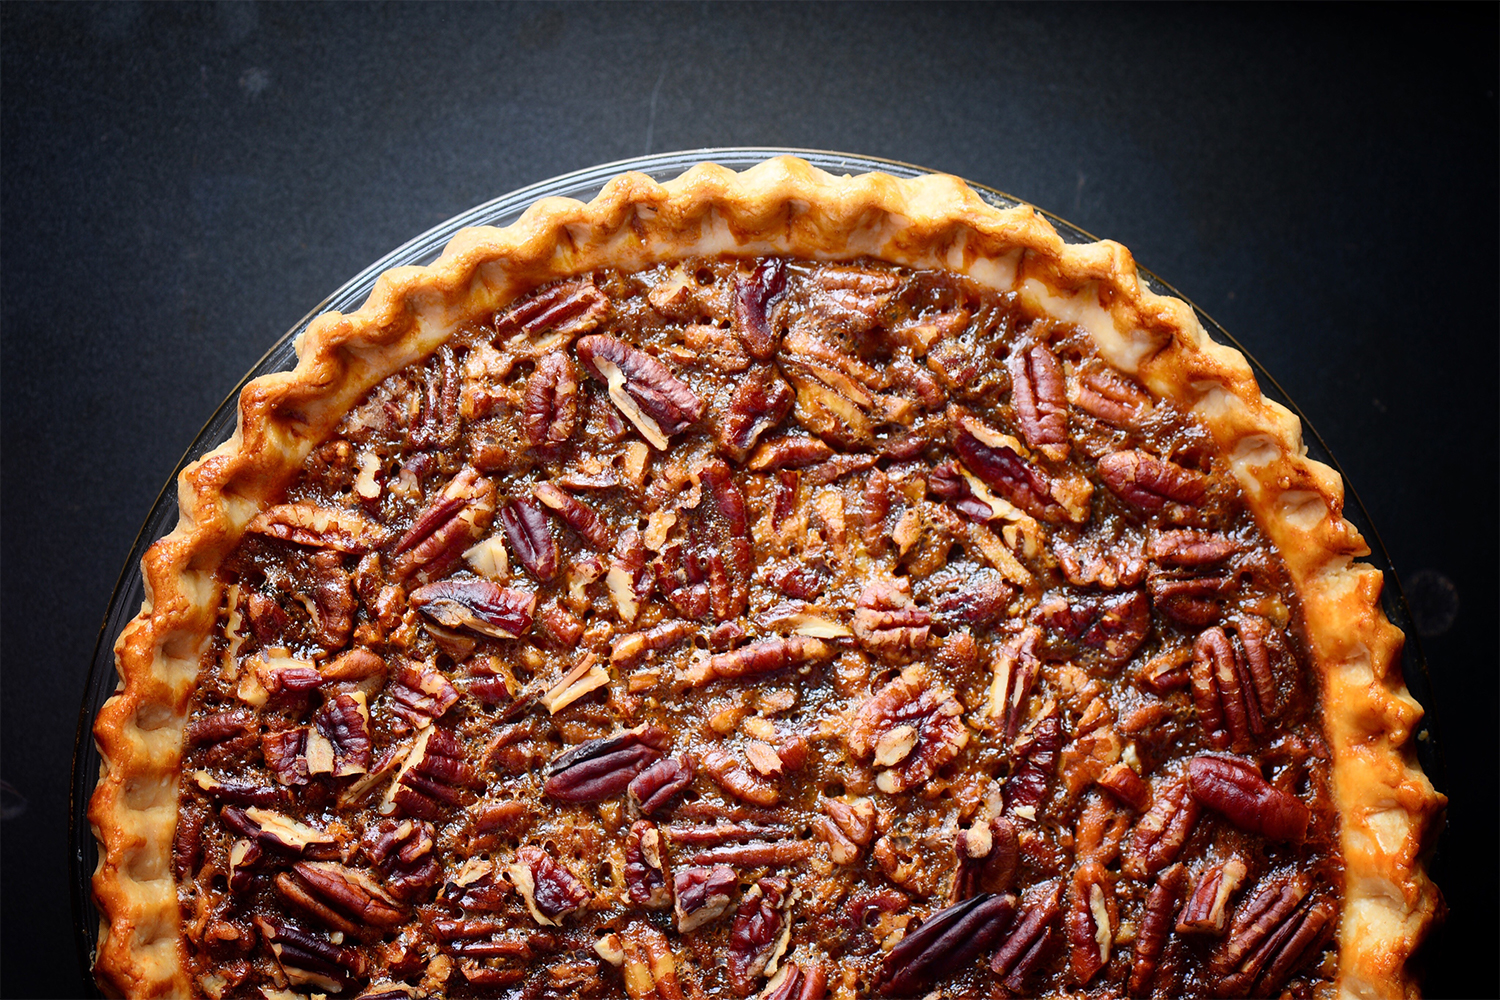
left=1034, top=589, right=1151, bottom=667
left=253, top=915, right=364, bottom=993
left=851, top=579, right=932, bottom=663
left=1178, top=857, right=1249, bottom=935
left=313, top=692, right=372, bottom=776
left=1065, top=861, right=1117, bottom=984
left=246, top=503, right=389, bottom=553
left=1187, top=754, right=1311, bottom=843
left=533, top=481, right=612, bottom=549
left=522, top=352, right=581, bottom=448
left=674, top=864, right=739, bottom=933
left=495, top=276, right=609, bottom=342
left=718, top=365, right=795, bottom=462
left=1149, top=529, right=1239, bottom=567
left=1097, top=449, right=1207, bottom=510
left=389, top=467, right=498, bottom=583
left=1122, top=778, right=1199, bottom=878
left=950, top=816, right=1020, bottom=902
left=985, top=627, right=1042, bottom=741
left=701, top=747, right=780, bottom=806
left=360, top=818, right=441, bottom=902
left=629, top=754, right=695, bottom=815
left=1008, top=343, right=1069, bottom=460
left=1070, top=365, right=1152, bottom=426
left=683, top=635, right=832, bottom=688
left=878, top=894, right=1016, bottom=996
left=818, top=795, right=876, bottom=865
left=544, top=726, right=669, bottom=803
left=847, top=665, right=969, bottom=794
left=508, top=845, right=591, bottom=926
left=760, top=961, right=828, bottom=1000
left=275, top=861, right=407, bottom=938
left=577, top=334, right=705, bottom=448
left=221, top=805, right=334, bottom=855
left=988, top=880, right=1062, bottom=991
left=951, top=408, right=1088, bottom=523
left=728, top=877, right=793, bottom=994
left=498, top=497, right=558, bottom=581
left=1004, top=706, right=1062, bottom=818
left=385, top=726, right=479, bottom=819
left=733, top=257, right=788, bottom=360
left=409, top=578, right=536, bottom=639
left=1191, top=627, right=1263, bottom=751
left=1212, top=873, right=1334, bottom=997
left=932, top=575, right=1015, bottom=628
left=385, top=659, right=460, bottom=727
left=1129, top=864, right=1188, bottom=993
left=1149, top=566, right=1238, bottom=625
left=1228, top=614, right=1289, bottom=721
left=309, top=550, right=356, bottom=649
left=625, top=820, right=673, bottom=909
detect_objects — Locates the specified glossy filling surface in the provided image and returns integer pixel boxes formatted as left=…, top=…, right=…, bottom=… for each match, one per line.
left=177, top=257, right=1341, bottom=999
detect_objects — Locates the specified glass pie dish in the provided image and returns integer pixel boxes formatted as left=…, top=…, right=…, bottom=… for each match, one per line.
left=69, top=148, right=1446, bottom=994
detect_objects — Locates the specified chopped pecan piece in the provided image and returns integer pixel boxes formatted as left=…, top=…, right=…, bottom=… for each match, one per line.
left=619, top=921, right=687, bottom=1000
left=1096, top=761, right=1151, bottom=811
left=1003, top=705, right=1062, bottom=818
left=508, top=845, right=591, bottom=926
left=1129, top=864, right=1188, bottom=993
left=275, top=861, right=407, bottom=938
left=522, top=352, right=581, bottom=448
left=221, top=805, right=334, bottom=855
left=1149, top=565, right=1238, bottom=625
left=262, top=728, right=309, bottom=786
left=533, top=480, right=612, bottom=549
left=684, top=635, right=832, bottom=687
left=746, top=434, right=833, bottom=471
left=932, top=575, right=1014, bottom=628
left=309, top=550, right=356, bottom=649
left=389, top=466, right=498, bottom=583
left=818, top=795, right=876, bottom=865
left=1097, top=449, right=1207, bottom=510
left=718, top=365, right=795, bottom=461
left=1187, top=754, right=1311, bottom=843
left=733, top=257, right=788, bottom=360
left=577, top=333, right=705, bottom=448
left=499, top=497, right=558, bottom=581
left=612, top=619, right=694, bottom=669
left=878, top=893, right=1015, bottom=996
left=1178, top=857, right=1249, bottom=935
left=625, top=820, right=672, bottom=909
left=494, top=276, right=609, bottom=342
left=1122, top=777, right=1199, bottom=878
left=361, top=818, right=441, bottom=902
left=728, top=877, right=794, bottom=994
left=543, top=726, right=669, bottom=803
left=246, top=503, right=389, bottom=553
left=782, top=357, right=880, bottom=448
left=409, top=577, right=536, bottom=639
left=851, top=579, right=932, bottom=662
left=1008, top=342, right=1069, bottom=460
left=988, top=880, right=1062, bottom=991
left=629, top=754, right=695, bottom=815
left=847, top=665, right=969, bottom=794
left=674, top=864, right=739, bottom=933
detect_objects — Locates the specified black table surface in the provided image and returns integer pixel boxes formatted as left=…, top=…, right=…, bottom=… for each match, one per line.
left=3, top=4, right=1494, bottom=997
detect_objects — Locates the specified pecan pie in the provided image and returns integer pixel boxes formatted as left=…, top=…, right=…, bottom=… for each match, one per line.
left=90, top=157, right=1443, bottom=998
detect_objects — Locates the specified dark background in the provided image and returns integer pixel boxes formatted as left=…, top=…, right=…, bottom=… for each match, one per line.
left=2, top=4, right=1494, bottom=997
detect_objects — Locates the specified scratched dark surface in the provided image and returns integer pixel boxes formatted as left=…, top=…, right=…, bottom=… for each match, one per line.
left=2, top=4, right=1494, bottom=997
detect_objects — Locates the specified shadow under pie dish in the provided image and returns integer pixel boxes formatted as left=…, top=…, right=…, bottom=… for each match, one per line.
left=87, top=155, right=1444, bottom=999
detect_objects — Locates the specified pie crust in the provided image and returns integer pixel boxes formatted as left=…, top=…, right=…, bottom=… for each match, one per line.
left=89, top=156, right=1443, bottom=998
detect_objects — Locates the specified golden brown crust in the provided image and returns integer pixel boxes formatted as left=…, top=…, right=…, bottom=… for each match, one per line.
left=91, top=155, right=1442, bottom=997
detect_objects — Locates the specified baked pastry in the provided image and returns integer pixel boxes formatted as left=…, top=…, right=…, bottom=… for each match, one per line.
left=90, top=156, right=1443, bottom=999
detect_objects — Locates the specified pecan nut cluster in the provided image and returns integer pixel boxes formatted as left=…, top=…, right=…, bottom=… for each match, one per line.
left=176, top=255, right=1337, bottom=998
